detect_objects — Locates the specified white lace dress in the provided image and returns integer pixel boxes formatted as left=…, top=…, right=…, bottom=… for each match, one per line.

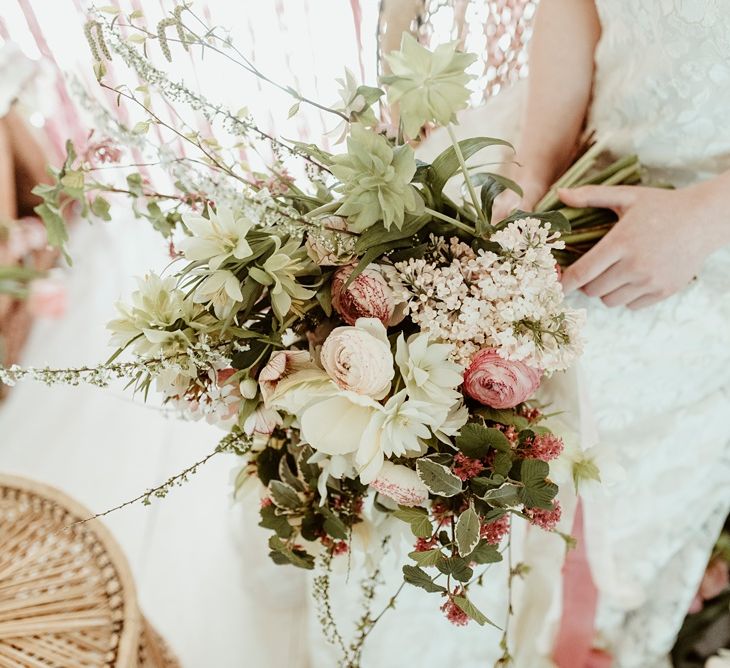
left=306, top=2, right=730, bottom=666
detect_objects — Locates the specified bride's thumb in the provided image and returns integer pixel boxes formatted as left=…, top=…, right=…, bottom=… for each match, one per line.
left=557, top=185, right=636, bottom=213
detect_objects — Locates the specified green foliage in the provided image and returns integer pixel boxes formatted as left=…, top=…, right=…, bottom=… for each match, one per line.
left=455, top=506, right=481, bottom=557
left=416, top=459, right=463, bottom=497
left=430, top=137, right=513, bottom=199
left=402, top=564, right=446, bottom=593
left=456, top=423, right=511, bottom=458
left=518, top=459, right=559, bottom=509
left=394, top=506, right=434, bottom=539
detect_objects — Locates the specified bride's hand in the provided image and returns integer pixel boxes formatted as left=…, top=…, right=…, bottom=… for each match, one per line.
left=491, top=175, right=549, bottom=223
left=558, top=182, right=730, bottom=309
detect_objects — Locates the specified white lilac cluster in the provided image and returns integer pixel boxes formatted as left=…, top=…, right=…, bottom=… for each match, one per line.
left=390, top=218, right=585, bottom=371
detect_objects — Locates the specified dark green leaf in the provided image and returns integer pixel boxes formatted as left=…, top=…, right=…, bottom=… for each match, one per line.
left=402, top=564, right=447, bottom=593
left=408, top=549, right=444, bottom=568
left=436, top=557, right=473, bottom=583
left=256, top=447, right=283, bottom=487
left=518, top=459, right=559, bottom=509
left=259, top=504, right=293, bottom=539
left=497, top=209, right=571, bottom=234
left=453, top=596, right=498, bottom=627
left=394, top=506, right=434, bottom=539
left=416, top=459, right=462, bottom=497
left=455, top=507, right=481, bottom=557
left=430, top=137, right=514, bottom=197
left=269, top=481, right=302, bottom=510
left=268, top=536, right=315, bottom=570
left=231, top=339, right=272, bottom=370
left=456, top=423, right=511, bottom=458
left=470, top=540, right=503, bottom=565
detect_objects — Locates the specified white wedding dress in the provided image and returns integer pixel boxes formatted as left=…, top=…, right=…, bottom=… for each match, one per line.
left=306, top=2, right=730, bottom=667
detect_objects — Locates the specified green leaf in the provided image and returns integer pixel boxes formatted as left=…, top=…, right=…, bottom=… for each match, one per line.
left=319, top=507, right=349, bottom=540
left=287, top=102, right=300, bottom=119
left=402, top=564, right=447, bottom=593
left=518, top=459, right=559, bottom=509
left=354, top=213, right=429, bottom=254
left=455, top=507, right=481, bottom=558
left=256, top=447, right=283, bottom=487
left=436, top=556, right=473, bottom=583
left=34, top=203, right=70, bottom=262
left=231, top=339, right=272, bottom=371
left=474, top=172, right=522, bottom=226
left=269, top=481, right=302, bottom=510
left=416, top=459, right=462, bottom=497
left=278, top=456, right=306, bottom=492
left=453, top=596, right=498, bottom=627
left=475, top=407, right=530, bottom=430
left=470, top=540, right=503, bottom=565
left=456, top=423, right=511, bottom=458
left=480, top=483, right=522, bottom=507
left=91, top=195, right=112, bottom=221
left=497, top=209, right=571, bottom=234
left=430, top=137, right=513, bottom=198
left=268, top=536, right=315, bottom=570
left=408, top=549, right=443, bottom=568
left=394, top=506, right=434, bottom=539
left=354, top=84, right=384, bottom=106
left=315, top=282, right=332, bottom=317
left=259, top=504, right=293, bottom=539
left=492, top=451, right=514, bottom=477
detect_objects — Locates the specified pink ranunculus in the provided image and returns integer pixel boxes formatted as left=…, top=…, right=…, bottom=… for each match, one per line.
left=331, top=263, right=395, bottom=327
left=463, top=349, right=541, bottom=409
left=26, top=278, right=67, bottom=319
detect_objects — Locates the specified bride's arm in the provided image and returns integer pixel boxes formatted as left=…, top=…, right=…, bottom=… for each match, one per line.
left=494, top=0, right=601, bottom=217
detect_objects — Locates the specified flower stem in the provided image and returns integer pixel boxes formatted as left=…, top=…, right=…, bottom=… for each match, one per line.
left=424, top=206, right=476, bottom=236
left=447, top=124, right=487, bottom=229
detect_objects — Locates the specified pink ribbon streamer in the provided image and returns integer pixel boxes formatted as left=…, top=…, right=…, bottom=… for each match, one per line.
left=552, top=501, right=613, bottom=668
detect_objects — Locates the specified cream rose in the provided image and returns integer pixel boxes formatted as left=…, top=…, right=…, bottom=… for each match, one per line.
left=331, top=263, right=396, bottom=327
left=320, top=318, right=394, bottom=399
left=463, top=349, right=541, bottom=409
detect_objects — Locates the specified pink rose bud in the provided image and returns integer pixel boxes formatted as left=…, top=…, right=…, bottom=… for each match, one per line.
left=463, top=349, right=541, bottom=409
left=27, top=278, right=67, bottom=319
left=331, top=263, right=395, bottom=327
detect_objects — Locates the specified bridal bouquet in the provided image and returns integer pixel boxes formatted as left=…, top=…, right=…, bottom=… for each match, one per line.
left=0, top=6, right=597, bottom=659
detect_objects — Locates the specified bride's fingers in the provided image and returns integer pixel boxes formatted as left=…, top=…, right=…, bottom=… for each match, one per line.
left=626, top=292, right=664, bottom=310
left=561, top=241, right=622, bottom=294
left=557, top=185, right=638, bottom=215
left=491, top=189, right=523, bottom=223
left=599, top=283, right=646, bottom=308
left=579, top=262, right=631, bottom=298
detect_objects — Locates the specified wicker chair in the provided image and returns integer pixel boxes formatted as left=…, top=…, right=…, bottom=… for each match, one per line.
left=0, top=474, right=179, bottom=668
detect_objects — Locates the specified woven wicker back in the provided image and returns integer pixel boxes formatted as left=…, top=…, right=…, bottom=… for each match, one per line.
left=379, top=0, right=537, bottom=102
left=0, top=474, right=178, bottom=667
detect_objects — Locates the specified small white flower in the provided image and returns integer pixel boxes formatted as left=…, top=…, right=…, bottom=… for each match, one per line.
left=395, top=332, right=463, bottom=408
left=356, top=390, right=435, bottom=483
left=179, top=206, right=255, bottom=270
left=308, top=451, right=357, bottom=503
left=192, top=269, right=243, bottom=319
left=108, top=272, right=201, bottom=356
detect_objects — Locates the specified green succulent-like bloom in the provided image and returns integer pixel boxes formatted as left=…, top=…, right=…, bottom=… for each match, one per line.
left=382, top=33, right=477, bottom=139
left=249, top=237, right=317, bottom=322
left=331, top=124, right=421, bottom=231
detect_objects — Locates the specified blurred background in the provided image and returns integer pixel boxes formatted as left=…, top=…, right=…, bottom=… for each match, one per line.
left=0, top=1, right=725, bottom=667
